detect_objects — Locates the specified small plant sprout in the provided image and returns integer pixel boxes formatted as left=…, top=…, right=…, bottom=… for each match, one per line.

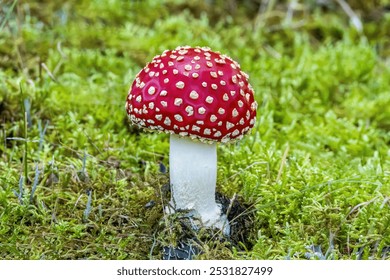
left=30, top=164, right=41, bottom=203
left=13, top=175, right=25, bottom=205
left=83, top=189, right=93, bottom=222
left=125, top=46, right=257, bottom=235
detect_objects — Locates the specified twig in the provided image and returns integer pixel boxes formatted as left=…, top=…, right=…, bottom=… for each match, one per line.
left=335, top=0, right=363, bottom=33
left=346, top=197, right=378, bottom=217
left=41, top=63, right=58, bottom=82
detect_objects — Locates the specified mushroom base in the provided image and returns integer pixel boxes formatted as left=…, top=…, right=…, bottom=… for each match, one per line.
left=168, top=134, right=230, bottom=235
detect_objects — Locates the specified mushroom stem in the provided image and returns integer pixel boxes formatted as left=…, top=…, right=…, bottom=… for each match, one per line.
left=169, top=134, right=229, bottom=235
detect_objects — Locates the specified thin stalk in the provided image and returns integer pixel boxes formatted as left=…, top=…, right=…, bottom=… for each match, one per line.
left=23, top=111, right=28, bottom=185
left=0, top=0, right=18, bottom=32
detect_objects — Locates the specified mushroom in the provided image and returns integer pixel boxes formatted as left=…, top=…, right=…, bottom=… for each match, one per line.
left=125, top=46, right=257, bottom=234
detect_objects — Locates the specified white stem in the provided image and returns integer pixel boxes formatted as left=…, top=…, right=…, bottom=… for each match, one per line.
left=169, top=134, right=229, bottom=234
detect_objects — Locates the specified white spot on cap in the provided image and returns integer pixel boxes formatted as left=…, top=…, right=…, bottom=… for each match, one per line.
left=220, top=80, right=226, bottom=85
left=205, top=96, right=214, bottom=104
left=198, top=107, right=206, bottom=114
left=184, top=64, right=192, bottom=71
left=238, top=100, right=243, bottom=107
left=194, top=56, right=200, bottom=61
left=189, top=90, right=199, bottom=99
left=223, top=93, right=229, bottom=101
left=214, top=131, right=222, bottom=137
left=164, top=78, right=169, bottom=84
left=155, top=114, right=162, bottom=121
left=136, top=96, right=142, bottom=102
left=161, top=101, right=168, bottom=107
left=192, top=73, right=199, bottom=78
left=232, top=129, right=240, bottom=136
left=149, top=71, right=155, bottom=77
left=210, top=72, right=217, bottom=78
left=218, top=108, right=225, bottom=114
left=210, top=115, right=217, bottom=122
left=192, top=125, right=200, bottom=132
left=218, top=70, right=223, bottom=76
left=218, top=121, right=222, bottom=126
left=226, top=122, right=234, bottom=130
left=168, top=61, right=174, bottom=66
left=139, top=82, right=145, bottom=88
left=176, top=81, right=185, bottom=89
left=232, top=108, right=239, bottom=117
left=196, top=120, right=204, bottom=125
left=195, top=64, right=201, bottom=70
left=179, top=132, right=188, bottom=136
left=211, top=84, right=218, bottom=90
left=164, top=117, right=171, bottom=126
left=160, top=90, right=168, bottom=96
left=231, top=63, right=237, bottom=69
left=160, top=63, right=164, bottom=69
left=204, top=128, right=211, bottom=135
left=148, top=86, right=156, bottom=95
left=215, top=58, right=226, bottom=64
left=239, top=118, right=245, bottom=125
left=185, top=105, right=194, bottom=116
left=170, top=54, right=177, bottom=59
left=221, top=134, right=231, bottom=143
left=173, top=69, right=179, bottom=75
left=230, top=90, right=236, bottom=96
left=232, top=75, right=237, bottom=84
left=148, top=102, right=155, bottom=109
left=174, top=114, right=183, bottom=122
left=251, top=101, right=257, bottom=111
left=202, top=82, right=207, bottom=88
left=162, top=70, right=168, bottom=74
left=178, top=49, right=188, bottom=55
left=176, top=56, right=184, bottom=62
left=206, top=61, right=213, bottom=68
left=174, top=98, right=183, bottom=106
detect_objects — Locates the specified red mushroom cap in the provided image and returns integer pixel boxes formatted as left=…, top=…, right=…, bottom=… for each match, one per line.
left=125, top=46, right=257, bottom=143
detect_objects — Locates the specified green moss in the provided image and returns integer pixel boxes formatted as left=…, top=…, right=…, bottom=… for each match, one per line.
left=0, top=0, right=389, bottom=259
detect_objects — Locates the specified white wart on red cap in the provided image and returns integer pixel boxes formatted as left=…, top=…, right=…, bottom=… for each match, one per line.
left=125, top=46, right=257, bottom=143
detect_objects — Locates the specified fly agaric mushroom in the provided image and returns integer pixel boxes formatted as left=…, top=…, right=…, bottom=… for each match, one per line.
left=125, top=46, right=257, bottom=234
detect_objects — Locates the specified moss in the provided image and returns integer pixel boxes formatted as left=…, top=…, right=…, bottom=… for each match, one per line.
left=0, top=0, right=389, bottom=259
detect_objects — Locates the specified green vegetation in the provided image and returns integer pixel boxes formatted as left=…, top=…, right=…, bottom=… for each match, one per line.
left=0, top=0, right=389, bottom=259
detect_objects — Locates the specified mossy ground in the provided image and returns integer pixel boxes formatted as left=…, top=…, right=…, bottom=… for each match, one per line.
left=0, top=0, right=389, bottom=260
